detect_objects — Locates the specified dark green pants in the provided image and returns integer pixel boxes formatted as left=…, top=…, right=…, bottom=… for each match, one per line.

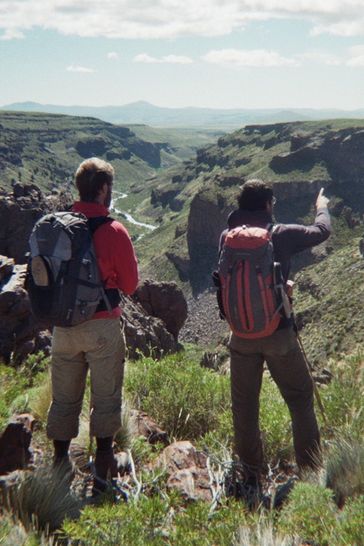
left=229, top=326, right=320, bottom=476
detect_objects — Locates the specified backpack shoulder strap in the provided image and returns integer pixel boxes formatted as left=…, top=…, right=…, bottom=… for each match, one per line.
left=88, top=216, right=113, bottom=235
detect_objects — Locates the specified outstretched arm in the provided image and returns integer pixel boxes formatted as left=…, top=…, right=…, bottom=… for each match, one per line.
left=277, top=188, right=332, bottom=255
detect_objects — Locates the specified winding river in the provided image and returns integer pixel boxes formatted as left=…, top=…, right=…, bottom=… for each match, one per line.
left=111, top=192, right=157, bottom=231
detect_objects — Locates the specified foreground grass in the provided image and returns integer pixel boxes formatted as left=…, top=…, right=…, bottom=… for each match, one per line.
left=0, top=345, right=363, bottom=545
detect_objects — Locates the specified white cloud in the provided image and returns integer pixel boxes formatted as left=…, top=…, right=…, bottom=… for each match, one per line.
left=202, top=48, right=298, bottom=67
left=1, top=1, right=364, bottom=39
left=134, top=53, right=193, bottom=64
left=298, top=52, right=342, bottom=65
left=346, top=44, right=364, bottom=66
left=107, top=51, right=119, bottom=60
left=66, top=64, right=95, bottom=73
left=0, top=28, right=24, bottom=40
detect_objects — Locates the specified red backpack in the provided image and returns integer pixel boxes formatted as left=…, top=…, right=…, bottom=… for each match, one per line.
left=217, top=224, right=283, bottom=339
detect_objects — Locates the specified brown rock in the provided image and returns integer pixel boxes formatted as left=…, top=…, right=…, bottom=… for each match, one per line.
left=0, top=261, right=52, bottom=364
left=129, top=410, right=169, bottom=445
left=134, top=280, right=187, bottom=340
left=0, top=183, right=73, bottom=264
left=0, top=421, right=33, bottom=474
left=120, top=294, right=178, bottom=359
left=156, top=441, right=212, bottom=501
left=167, top=467, right=212, bottom=502
left=0, top=256, right=14, bottom=283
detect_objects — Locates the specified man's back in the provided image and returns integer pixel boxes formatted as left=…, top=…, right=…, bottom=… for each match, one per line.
left=224, top=206, right=331, bottom=281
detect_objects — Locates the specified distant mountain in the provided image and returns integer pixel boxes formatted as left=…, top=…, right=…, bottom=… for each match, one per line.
left=2, top=100, right=364, bottom=128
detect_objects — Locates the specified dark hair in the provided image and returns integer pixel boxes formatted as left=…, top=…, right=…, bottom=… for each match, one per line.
left=75, top=157, right=114, bottom=202
left=237, top=179, right=273, bottom=211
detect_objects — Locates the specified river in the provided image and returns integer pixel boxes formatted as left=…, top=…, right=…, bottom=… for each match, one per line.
left=111, top=192, right=157, bottom=231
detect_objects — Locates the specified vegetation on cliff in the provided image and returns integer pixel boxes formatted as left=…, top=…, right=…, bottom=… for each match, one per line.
left=0, top=345, right=363, bottom=545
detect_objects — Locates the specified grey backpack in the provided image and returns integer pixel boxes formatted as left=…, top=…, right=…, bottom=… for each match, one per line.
left=26, top=212, right=113, bottom=327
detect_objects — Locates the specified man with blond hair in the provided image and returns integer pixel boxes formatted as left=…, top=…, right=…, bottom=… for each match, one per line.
left=47, top=157, right=138, bottom=493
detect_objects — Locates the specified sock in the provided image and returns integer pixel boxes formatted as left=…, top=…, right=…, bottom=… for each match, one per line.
left=96, top=436, right=113, bottom=452
left=53, top=439, right=71, bottom=459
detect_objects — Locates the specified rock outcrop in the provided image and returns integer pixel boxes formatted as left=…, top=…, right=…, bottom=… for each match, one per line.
left=0, top=255, right=183, bottom=364
left=120, top=294, right=178, bottom=360
left=0, top=257, right=51, bottom=364
left=187, top=189, right=231, bottom=294
left=0, top=415, right=34, bottom=474
left=0, top=183, right=73, bottom=264
left=156, top=441, right=213, bottom=502
left=134, top=280, right=187, bottom=340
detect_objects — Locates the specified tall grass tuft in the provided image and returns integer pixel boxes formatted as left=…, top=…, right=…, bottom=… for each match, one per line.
left=124, top=352, right=230, bottom=439
left=325, top=438, right=364, bottom=507
left=114, top=402, right=132, bottom=452
left=29, top=373, right=52, bottom=424
left=3, top=466, right=80, bottom=533
left=236, top=519, right=301, bottom=546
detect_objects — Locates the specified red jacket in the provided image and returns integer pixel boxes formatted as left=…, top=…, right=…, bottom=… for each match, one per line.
left=73, top=201, right=139, bottom=319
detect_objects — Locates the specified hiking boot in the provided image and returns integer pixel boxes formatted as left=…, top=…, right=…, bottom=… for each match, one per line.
left=225, top=465, right=264, bottom=510
left=238, top=476, right=263, bottom=511
left=273, top=477, right=298, bottom=509
left=92, top=449, right=118, bottom=497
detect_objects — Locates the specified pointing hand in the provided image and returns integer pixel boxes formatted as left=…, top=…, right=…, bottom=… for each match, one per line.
left=316, top=188, right=329, bottom=209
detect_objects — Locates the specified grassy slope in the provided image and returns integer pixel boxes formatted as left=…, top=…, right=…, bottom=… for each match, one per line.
left=0, top=346, right=363, bottom=545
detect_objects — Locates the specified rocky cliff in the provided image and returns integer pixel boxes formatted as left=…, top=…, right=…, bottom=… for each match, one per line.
left=138, top=119, right=364, bottom=361
left=141, top=120, right=364, bottom=288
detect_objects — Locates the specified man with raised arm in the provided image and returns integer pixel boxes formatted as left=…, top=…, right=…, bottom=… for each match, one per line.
left=218, top=180, right=331, bottom=499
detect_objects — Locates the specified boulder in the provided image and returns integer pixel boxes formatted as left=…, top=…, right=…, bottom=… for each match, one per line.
left=0, top=420, right=33, bottom=474
left=0, top=259, right=51, bottom=364
left=156, top=441, right=212, bottom=502
left=120, top=294, right=178, bottom=359
left=134, top=280, right=187, bottom=340
left=0, top=256, right=15, bottom=282
left=0, top=255, right=180, bottom=364
left=0, top=184, right=73, bottom=264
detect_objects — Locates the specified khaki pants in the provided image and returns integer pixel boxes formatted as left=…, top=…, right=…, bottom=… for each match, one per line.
left=229, top=326, right=320, bottom=475
left=47, top=318, right=126, bottom=441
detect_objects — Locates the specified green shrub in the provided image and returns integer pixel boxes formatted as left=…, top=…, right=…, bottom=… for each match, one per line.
left=278, top=482, right=338, bottom=546
left=170, top=500, right=247, bottom=546
left=0, top=354, right=50, bottom=428
left=124, top=352, right=230, bottom=439
left=338, top=495, right=364, bottom=546
left=64, top=496, right=170, bottom=546
left=260, top=376, right=292, bottom=462
left=321, top=351, right=363, bottom=437
left=64, top=496, right=250, bottom=546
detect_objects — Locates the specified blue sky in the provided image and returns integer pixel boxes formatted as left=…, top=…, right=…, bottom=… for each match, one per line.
left=1, top=1, right=364, bottom=109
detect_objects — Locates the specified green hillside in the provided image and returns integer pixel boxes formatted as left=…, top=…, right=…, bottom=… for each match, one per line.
left=135, top=119, right=364, bottom=362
